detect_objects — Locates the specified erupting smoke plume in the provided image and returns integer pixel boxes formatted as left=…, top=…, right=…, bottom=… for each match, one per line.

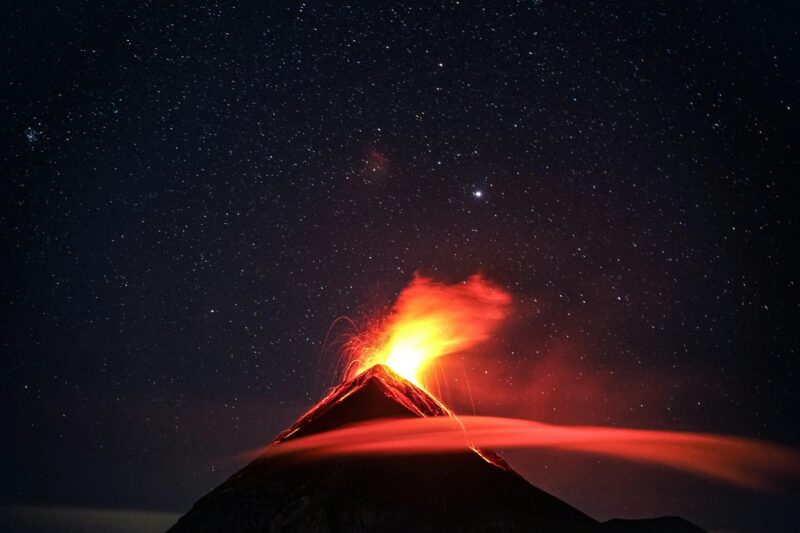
left=345, top=274, right=511, bottom=388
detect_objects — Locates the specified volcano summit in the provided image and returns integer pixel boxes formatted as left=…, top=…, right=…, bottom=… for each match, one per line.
left=167, top=365, right=703, bottom=532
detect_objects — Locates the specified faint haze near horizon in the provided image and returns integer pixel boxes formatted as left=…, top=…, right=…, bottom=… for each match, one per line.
left=0, top=505, right=179, bottom=533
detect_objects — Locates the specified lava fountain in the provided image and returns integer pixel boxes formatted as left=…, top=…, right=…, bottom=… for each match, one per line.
left=344, top=273, right=511, bottom=389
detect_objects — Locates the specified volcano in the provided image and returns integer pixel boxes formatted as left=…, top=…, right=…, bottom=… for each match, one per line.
left=167, top=365, right=704, bottom=532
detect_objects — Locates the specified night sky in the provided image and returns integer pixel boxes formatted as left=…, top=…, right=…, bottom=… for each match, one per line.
left=2, top=2, right=799, bottom=532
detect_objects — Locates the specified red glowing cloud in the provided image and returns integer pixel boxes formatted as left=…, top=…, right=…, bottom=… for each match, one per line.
left=255, top=416, right=800, bottom=491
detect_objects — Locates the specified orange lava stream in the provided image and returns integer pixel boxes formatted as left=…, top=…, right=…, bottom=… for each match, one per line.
left=346, top=274, right=511, bottom=389
left=254, top=416, right=800, bottom=491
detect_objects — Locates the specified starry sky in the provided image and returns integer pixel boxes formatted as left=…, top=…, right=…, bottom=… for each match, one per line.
left=2, top=1, right=799, bottom=532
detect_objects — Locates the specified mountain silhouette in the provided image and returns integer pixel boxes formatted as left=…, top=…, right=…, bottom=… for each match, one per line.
left=168, top=364, right=704, bottom=532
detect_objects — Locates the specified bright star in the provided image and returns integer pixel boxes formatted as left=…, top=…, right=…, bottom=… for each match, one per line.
left=473, top=190, right=483, bottom=198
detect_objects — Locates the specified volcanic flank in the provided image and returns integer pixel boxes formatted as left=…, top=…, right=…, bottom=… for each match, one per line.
left=168, top=364, right=704, bottom=532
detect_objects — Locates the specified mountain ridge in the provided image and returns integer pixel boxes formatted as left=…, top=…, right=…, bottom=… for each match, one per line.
left=167, top=364, right=704, bottom=532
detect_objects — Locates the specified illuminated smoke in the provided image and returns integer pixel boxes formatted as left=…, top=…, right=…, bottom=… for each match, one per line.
left=346, top=274, right=511, bottom=388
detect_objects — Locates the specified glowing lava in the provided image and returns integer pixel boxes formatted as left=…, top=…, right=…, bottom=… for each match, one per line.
left=346, top=274, right=511, bottom=388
